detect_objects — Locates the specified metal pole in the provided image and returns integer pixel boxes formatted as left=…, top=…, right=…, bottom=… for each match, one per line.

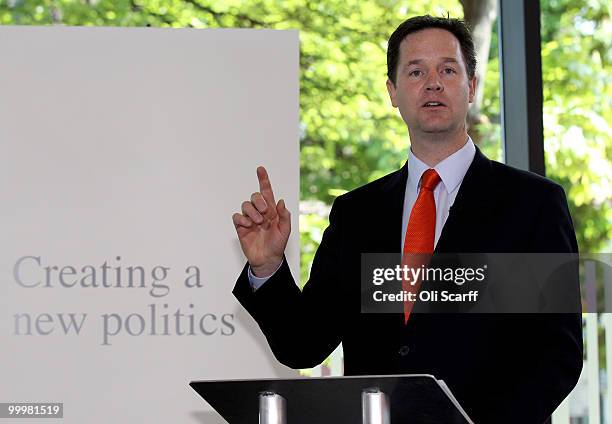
left=362, top=387, right=390, bottom=424
left=498, top=0, right=545, bottom=175
left=259, top=391, right=286, bottom=424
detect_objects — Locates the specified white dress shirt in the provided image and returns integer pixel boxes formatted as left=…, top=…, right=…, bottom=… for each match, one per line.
left=249, top=137, right=476, bottom=289
left=402, top=137, right=475, bottom=250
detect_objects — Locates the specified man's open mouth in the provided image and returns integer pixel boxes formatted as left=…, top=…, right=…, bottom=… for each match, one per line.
left=422, top=101, right=446, bottom=108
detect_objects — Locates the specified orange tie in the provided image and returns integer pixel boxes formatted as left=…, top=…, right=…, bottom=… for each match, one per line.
left=402, top=168, right=441, bottom=324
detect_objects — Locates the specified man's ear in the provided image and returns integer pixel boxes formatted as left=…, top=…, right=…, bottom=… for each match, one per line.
left=386, top=79, right=398, bottom=108
left=468, top=75, right=477, bottom=103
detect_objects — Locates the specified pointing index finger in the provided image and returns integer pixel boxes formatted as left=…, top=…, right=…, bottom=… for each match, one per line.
left=257, top=166, right=277, bottom=210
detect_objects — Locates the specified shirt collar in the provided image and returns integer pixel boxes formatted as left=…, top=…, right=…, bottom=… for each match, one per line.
left=407, top=136, right=476, bottom=193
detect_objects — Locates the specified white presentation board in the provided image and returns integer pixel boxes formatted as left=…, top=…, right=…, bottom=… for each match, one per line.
left=0, top=26, right=300, bottom=423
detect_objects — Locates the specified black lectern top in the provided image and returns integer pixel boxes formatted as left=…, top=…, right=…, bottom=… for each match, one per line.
left=190, top=374, right=473, bottom=423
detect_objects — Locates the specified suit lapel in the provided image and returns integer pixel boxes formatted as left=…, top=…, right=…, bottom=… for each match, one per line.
left=435, top=146, right=494, bottom=253
left=377, top=160, right=408, bottom=253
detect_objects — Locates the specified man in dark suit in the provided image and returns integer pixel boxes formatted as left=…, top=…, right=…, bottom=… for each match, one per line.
left=231, top=15, right=582, bottom=423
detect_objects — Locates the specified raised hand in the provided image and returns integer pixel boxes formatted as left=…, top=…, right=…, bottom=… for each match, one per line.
left=232, top=166, right=291, bottom=277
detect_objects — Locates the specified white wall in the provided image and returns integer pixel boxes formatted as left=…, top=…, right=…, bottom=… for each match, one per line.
left=0, top=26, right=300, bottom=423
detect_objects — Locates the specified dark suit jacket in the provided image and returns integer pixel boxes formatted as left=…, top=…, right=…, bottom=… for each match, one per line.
left=234, top=147, right=583, bottom=423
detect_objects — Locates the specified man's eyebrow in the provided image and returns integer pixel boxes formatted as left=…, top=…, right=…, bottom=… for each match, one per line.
left=403, top=57, right=460, bottom=67
left=405, top=59, right=424, bottom=66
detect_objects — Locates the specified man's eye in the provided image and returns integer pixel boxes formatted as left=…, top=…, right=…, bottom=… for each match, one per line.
left=443, top=68, right=456, bottom=74
left=409, top=70, right=422, bottom=77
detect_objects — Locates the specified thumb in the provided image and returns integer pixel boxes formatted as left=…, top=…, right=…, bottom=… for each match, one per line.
left=277, top=199, right=291, bottom=235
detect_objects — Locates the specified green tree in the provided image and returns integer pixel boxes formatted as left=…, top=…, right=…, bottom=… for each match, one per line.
left=540, top=0, right=611, bottom=253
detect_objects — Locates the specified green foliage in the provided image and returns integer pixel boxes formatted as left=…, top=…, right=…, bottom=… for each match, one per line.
left=299, top=209, right=328, bottom=287
left=540, top=0, right=611, bottom=253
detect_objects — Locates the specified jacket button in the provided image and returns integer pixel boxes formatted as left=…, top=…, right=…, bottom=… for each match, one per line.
left=398, top=345, right=410, bottom=356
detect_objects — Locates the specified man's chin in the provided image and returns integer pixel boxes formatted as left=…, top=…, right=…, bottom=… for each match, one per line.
left=421, top=126, right=454, bottom=135
left=416, top=118, right=454, bottom=134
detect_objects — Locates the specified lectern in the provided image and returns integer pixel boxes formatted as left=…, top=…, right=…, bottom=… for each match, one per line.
left=190, top=374, right=474, bottom=423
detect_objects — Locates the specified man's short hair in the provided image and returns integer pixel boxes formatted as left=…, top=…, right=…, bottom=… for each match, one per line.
left=387, top=15, right=477, bottom=85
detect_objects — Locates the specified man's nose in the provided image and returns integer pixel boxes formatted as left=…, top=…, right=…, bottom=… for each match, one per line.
left=425, top=75, right=443, bottom=91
